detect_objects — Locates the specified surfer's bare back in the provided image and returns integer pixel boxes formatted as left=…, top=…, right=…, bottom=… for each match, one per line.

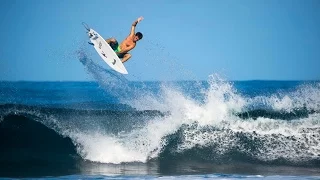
left=106, top=17, right=144, bottom=63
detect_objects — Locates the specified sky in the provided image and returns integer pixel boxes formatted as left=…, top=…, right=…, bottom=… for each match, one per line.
left=0, top=0, right=320, bottom=81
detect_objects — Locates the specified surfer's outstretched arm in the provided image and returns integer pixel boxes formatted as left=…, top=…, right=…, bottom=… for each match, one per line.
left=130, top=16, right=143, bottom=36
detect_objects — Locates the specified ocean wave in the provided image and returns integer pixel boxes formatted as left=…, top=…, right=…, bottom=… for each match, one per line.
left=1, top=75, right=320, bottom=169
left=157, top=121, right=320, bottom=167
left=1, top=104, right=319, bottom=167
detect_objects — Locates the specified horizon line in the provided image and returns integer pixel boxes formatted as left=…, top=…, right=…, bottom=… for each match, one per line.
left=0, top=79, right=319, bottom=82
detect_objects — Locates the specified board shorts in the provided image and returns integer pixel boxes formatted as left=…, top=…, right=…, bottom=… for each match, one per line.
left=111, top=41, right=125, bottom=59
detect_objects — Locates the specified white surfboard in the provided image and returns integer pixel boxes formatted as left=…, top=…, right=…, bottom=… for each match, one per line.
left=87, top=28, right=128, bottom=74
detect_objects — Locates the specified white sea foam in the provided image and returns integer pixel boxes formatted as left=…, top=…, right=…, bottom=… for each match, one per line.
left=72, top=74, right=320, bottom=164
left=249, top=82, right=320, bottom=112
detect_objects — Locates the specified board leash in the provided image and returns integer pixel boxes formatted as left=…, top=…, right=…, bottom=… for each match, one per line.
left=82, top=22, right=90, bottom=31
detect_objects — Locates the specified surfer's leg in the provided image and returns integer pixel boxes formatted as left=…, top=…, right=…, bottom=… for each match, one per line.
left=106, top=38, right=117, bottom=44
left=121, top=53, right=131, bottom=63
left=106, top=38, right=119, bottom=51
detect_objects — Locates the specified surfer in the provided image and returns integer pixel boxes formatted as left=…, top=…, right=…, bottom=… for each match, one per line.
left=106, top=17, right=144, bottom=63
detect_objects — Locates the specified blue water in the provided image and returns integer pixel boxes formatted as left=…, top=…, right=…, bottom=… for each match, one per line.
left=0, top=54, right=320, bottom=179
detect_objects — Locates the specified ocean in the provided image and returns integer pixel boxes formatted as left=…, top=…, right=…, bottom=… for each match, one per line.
left=0, top=54, right=320, bottom=179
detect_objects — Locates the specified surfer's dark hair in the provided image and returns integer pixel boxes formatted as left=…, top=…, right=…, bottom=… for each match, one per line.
left=136, top=32, right=143, bottom=39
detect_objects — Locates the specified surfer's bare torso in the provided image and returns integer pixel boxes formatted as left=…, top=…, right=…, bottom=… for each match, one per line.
left=119, top=36, right=137, bottom=54
left=105, top=17, right=143, bottom=63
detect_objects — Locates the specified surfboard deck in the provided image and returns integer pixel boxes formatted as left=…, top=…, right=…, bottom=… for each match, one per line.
left=87, top=28, right=128, bottom=74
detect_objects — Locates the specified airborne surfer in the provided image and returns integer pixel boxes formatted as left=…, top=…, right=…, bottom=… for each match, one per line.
left=105, top=17, right=144, bottom=63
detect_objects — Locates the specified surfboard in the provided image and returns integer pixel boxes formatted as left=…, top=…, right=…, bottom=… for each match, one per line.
left=87, top=28, right=128, bottom=74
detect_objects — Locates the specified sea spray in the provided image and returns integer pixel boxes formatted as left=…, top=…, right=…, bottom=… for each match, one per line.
left=70, top=74, right=319, bottom=165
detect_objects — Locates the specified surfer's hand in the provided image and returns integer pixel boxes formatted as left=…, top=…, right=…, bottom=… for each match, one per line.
left=133, top=17, right=143, bottom=26
left=137, top=16, right=143, bottom=23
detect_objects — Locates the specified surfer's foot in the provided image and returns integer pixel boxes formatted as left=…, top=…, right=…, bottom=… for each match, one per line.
left=88, top=42, right=94, bottom=46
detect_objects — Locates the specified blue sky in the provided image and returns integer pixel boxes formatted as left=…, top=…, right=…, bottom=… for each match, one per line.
left=1, top=0, right=319, bottom=81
